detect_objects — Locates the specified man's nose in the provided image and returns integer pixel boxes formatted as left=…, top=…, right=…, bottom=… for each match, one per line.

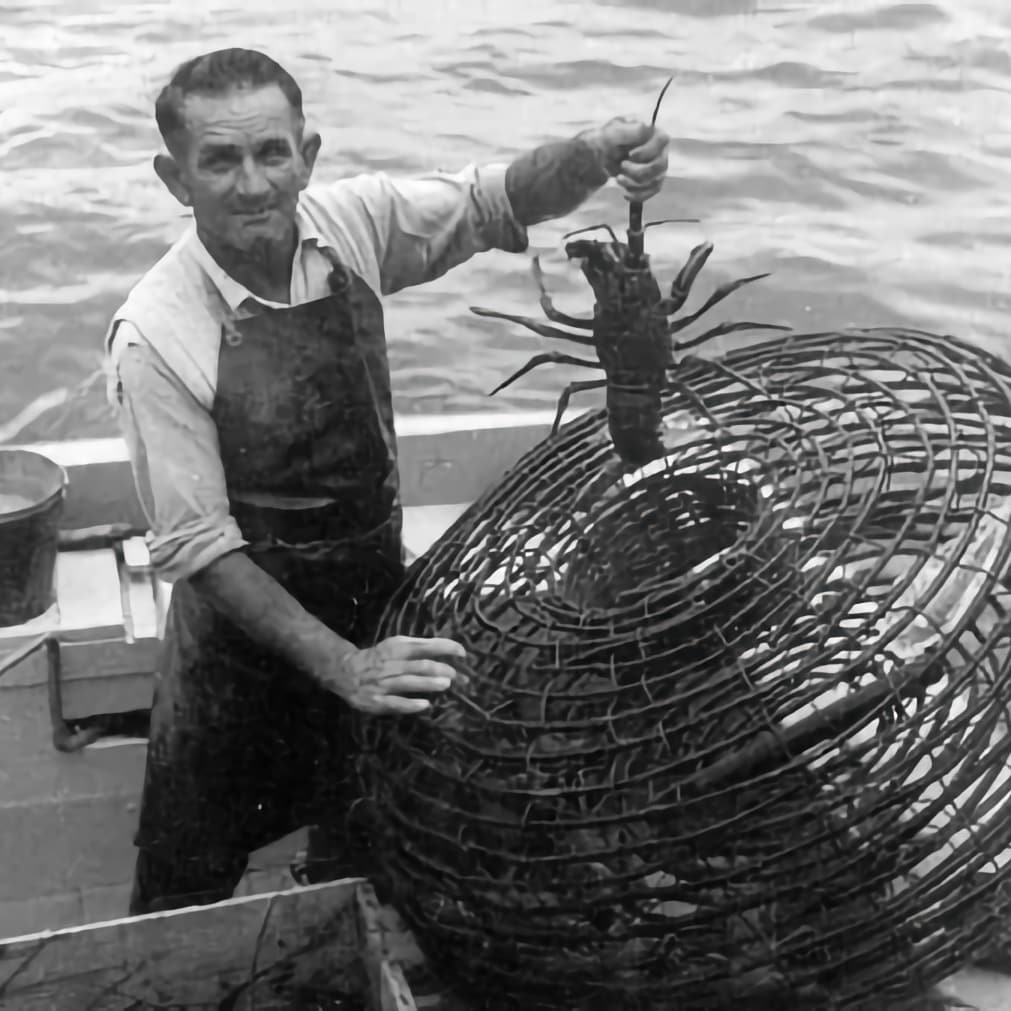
left=236, top=158, right=271, bottom=198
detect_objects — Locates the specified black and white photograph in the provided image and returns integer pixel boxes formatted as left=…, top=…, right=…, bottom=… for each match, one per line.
left=1, top=1, right=1010, bottom=1008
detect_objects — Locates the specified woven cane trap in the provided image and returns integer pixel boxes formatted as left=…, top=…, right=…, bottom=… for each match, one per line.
left=359, top=327, right=1011, bottom=1010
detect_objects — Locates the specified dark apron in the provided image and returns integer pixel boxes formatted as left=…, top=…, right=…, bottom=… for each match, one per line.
left=129, top=255, right=405, bottom=915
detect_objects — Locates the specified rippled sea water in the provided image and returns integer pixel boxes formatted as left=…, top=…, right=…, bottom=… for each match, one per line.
left=1, top=0, right=1010, bottom=441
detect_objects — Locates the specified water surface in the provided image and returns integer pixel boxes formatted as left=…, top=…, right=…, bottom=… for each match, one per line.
left=1, top=0, right=1009, bottom=440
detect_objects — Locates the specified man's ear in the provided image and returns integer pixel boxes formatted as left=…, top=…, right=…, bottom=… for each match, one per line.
left=298, top=130, right=322, bottom=190
left=154, top=153, right=192, bottom=207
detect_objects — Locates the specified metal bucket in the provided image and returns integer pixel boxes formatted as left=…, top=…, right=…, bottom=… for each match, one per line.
left=0, top=449, right=68, bottom=626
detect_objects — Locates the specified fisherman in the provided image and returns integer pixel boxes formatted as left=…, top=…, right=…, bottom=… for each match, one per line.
left=105, top=47, right=671, bottom=915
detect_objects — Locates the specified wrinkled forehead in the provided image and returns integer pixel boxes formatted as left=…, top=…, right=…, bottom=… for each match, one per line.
left=180, top=83, right=303, bottom=154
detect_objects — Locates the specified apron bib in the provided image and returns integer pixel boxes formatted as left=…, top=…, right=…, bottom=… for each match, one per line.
left=130, top=256, right=404, bottom=913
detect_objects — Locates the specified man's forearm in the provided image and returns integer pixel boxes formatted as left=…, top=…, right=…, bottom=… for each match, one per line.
left=190, top=550, right=355, bottom=695
left=504, top=131, right=610, bottom=227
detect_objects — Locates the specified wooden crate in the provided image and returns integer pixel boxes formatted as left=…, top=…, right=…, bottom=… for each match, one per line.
left=0, top=878, right=450, bottom=1011
left=0, top=866, right=1007, bottom=1011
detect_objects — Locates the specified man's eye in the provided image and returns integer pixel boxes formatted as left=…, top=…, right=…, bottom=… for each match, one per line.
left=203, top=154, right=236, bottom=171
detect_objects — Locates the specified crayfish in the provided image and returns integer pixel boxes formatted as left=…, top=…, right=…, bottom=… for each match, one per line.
left=472, top=77, right=791, bottom=467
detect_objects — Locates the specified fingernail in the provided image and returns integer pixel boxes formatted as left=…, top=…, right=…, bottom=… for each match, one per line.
left=433, top=677, right=451, bottom=689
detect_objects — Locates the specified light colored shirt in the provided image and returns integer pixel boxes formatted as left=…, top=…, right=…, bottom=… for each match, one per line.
left=105, top=163, right=527, bottom=583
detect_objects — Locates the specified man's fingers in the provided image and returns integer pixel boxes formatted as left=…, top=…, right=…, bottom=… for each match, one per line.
left=614, top=123, right=669, bottom=202
left=618, top=158, right=667, bottom=185
left=368, top=696, right=432, bottom=716
left=616, top=176, right=664, bottom=202
left=618, top=178, right=663, bottom=197
left=605, top=116, right=653, bottom=148
left=384, top=635, right=467, bottom=659
left=374, top=673, right=457, bottom=695
left=377, top=662, right=461, bottom=686
left=627, top=128, right=669, bottom=163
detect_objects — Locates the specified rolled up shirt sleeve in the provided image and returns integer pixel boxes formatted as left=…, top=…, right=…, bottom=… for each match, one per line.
left=342, top=162, right=529, bottom=295
left=110, top=330, right=247, bottom=583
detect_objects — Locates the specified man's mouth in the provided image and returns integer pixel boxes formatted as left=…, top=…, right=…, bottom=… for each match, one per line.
left=236, top=207, right=275, bottom=221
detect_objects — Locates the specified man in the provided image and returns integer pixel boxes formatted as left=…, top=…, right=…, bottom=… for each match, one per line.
left=106, top=47, right=671, bottom=916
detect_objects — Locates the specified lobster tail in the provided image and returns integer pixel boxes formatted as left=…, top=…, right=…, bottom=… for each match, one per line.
left=605, top=374, right=665, bottom=465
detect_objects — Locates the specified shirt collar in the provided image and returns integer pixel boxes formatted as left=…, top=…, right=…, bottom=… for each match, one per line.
left=186, top=203, right=328, bottom=312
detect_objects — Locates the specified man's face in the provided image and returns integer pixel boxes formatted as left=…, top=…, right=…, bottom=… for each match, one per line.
left=163, top=83, right=319, bottom=255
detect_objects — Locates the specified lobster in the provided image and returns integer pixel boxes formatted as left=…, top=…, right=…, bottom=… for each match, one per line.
left=471, top=78, right=792, bottom=468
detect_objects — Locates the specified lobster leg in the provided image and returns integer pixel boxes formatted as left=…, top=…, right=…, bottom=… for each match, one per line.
left=672, top=320, right=792, bottom=354
left=551, top=379, right=607, bottom=435
left=667, top=273, right=775, bottom=333
left=489, top=352, right=604, bottom=397
left=471, top=306, right=595, bottom=347
left=659, top=242, right=714, bottom=315
left=531, top=257, right=594, bottom=330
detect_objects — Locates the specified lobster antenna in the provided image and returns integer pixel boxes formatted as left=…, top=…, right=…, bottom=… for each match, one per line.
left=650, top=77, right=674, bottom=129
left=628, top=75, right=675, bottom=264
left=643, top=217, right=700, bottom=232
left=564, top=223, right=621, bottom=244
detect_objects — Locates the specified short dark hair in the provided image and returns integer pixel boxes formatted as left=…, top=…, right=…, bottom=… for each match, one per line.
left=155, top=48, right=304, bottom=153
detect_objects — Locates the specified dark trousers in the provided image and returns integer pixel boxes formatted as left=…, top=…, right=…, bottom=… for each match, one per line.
left=129, top=818, right=380, bottom=916
left=130, top=846, right=249, bottom=915
left=127, top=541, right=404, bottom=918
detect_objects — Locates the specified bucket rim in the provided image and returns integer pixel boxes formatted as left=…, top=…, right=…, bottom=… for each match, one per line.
left=0, top=447, right=69, bottom=522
